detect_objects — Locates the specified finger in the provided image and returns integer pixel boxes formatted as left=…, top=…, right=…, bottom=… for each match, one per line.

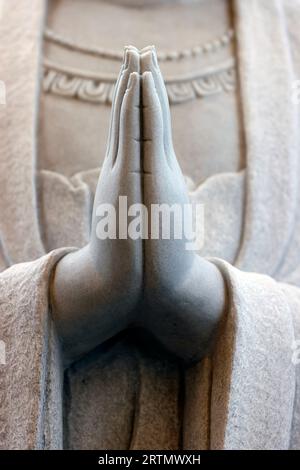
left=106, top=47, right=140, bottom=166
left=142, top=71, right=166, bottom=175
left=140, top=46, right=175, bottom=166
left=105, top=62, right=125, bottom=158
left=115, top=72, right=141, bottom=173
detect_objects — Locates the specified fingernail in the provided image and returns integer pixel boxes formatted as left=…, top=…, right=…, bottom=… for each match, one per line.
left=151, top=47, right=159, bottom=69
left=127, top=72, right=139, bottom=90
left=141, top=51, right=152, bottom=72
left=140, top=45, right=153, bottom=54
left=124, top=47, right=130, bottom=68
left=143, top=71, right=155, bottom=88
left=127, top=45, right=139, bottom=53
left=126, top=48, right=140, bottom=73
left=140, top=46, right=158, bottom=72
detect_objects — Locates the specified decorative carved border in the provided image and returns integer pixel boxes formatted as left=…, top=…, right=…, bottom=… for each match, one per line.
left=43, top=58, right=236, bottom=105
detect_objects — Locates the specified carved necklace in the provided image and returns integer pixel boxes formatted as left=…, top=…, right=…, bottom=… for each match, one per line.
left=43, top=28, right=237, bottom=105
left=44, top=27, right=234, bottom=62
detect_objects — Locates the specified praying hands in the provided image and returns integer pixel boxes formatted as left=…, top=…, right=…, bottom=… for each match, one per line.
left=51, top=47, right=227, bottom=364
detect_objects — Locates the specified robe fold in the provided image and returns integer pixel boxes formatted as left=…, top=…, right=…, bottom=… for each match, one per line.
left=1, top=0, right=300, bottom=449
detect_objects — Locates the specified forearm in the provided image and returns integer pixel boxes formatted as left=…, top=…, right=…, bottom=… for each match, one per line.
left=50, top=245, right=127, bottom=363
left=142, top=256, right=227, bottom=363
left=176, top=257, right=228, bottom=361
left=195, top=257, right=228, bottom=333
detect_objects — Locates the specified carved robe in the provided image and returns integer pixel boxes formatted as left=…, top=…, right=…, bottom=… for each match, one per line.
left=1, top=0, right=300, bottom=449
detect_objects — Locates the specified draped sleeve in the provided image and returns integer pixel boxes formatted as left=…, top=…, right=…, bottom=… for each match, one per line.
left=207, top=259, right=300, bottom=450
left=0, top=248, right=71, bottom=449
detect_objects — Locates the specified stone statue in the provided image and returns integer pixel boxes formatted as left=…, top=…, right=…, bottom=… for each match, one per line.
left=52, top=46, right=226, bottom=365
left=1, top=0, right=300, bottom=450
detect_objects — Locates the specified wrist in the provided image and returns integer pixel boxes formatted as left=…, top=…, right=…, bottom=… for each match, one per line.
left=50, top=245, right=100, bottom=361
